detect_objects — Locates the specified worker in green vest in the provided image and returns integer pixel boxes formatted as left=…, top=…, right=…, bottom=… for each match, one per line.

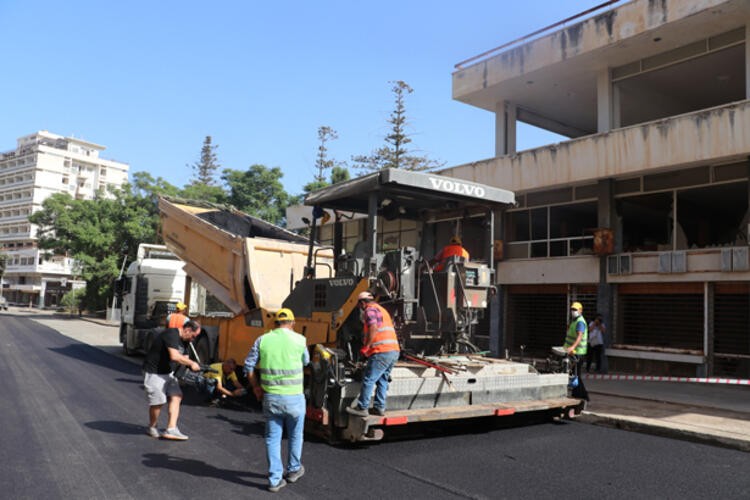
left=244, top=308, right=309, bottom=493
left=564, top=301, right=589, bottom=401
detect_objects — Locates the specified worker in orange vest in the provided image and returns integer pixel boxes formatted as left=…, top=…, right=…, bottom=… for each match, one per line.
left=346, top=291, right=401, bottom=417
left=430, top=235, right=470, bottom=272
left=166, top=302, right=190, bottom=328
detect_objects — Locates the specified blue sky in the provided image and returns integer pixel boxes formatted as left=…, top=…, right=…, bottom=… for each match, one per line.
left=0, top=0, right=601, bottom=196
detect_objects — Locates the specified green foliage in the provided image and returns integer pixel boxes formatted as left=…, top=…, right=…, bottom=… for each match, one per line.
left=29, top=181, right=165, bottom=312
left=190, top=135, right=220, bottom=185
left=330, top=166, right=350, bottom=184
left=60, top=287, right=85, bottom=314
left=0, top=253, right=6, bottom=282
left=352, top=80, right=444, bottom=173
left=222, top=165, right=291, bottom=226
left=303, top=126, right=349, bottom=194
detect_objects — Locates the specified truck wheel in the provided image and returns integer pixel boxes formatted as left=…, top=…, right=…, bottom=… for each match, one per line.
left=121, top=325, right=134, bottom=356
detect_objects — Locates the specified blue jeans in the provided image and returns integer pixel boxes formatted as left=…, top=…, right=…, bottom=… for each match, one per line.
left=262, top=393, right=306, bottom=486
left=356, top=350, right=400, bottom=411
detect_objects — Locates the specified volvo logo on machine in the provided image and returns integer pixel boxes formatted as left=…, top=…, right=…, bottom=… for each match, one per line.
left=328, top=277, right=356, bottom=287
left=428, top=177, right=486, bottom=197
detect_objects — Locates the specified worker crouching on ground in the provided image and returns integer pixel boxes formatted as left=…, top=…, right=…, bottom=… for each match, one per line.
left=430, top=235, right=469, bottom=272
left=564, top=302, right=590, bottom=402
left=244, top=308, right=309, bottom=493
left=204, top=358, right=247, bottom=406
left=346, top=291, right=401, bottom=418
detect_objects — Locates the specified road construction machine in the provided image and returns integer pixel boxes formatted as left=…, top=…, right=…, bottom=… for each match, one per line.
left=158, top=169, right=583, bottom=443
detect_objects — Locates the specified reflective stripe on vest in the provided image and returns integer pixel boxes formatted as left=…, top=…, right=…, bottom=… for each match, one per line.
left=362, top=303, right=399, bottom=357
left=564, top=316, right=588, bottom=355
left=258, top=328, right=307, bottom=395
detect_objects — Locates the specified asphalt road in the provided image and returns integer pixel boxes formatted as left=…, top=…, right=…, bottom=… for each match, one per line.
left=1, top=314, right=749, bottom=499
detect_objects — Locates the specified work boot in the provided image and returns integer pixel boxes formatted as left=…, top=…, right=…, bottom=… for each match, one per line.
left=345, top=405, right=368, bottom=417
left=369, top=407, right=385, bottom=416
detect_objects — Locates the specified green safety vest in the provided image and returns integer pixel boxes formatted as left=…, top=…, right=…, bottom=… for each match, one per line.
left=258, top=328, right=307, bottom=395
left=564, top=316, right=588, bottom=355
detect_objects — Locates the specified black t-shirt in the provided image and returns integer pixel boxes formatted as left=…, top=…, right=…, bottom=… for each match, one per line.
left=143, top=329, right=184, bottom=374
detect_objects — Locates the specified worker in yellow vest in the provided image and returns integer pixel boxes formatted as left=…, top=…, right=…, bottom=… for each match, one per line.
left=244, top=308, right=309, bottom=493
left=563, top=301, right=589, bottom=401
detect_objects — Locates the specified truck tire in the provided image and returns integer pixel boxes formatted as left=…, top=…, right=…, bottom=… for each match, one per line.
left=193, top=332, right=212, bottom=364
left=121, top=325, right=135, bottom=356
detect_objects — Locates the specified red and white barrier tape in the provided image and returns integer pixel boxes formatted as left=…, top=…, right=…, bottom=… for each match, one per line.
left=584, top=373, right=750, bottom=385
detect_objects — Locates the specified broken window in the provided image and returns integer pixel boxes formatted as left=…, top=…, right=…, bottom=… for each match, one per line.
left=676, top=181, right=748, bottom=249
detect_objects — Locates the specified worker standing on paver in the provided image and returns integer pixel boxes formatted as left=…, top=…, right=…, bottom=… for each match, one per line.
left=564, top=301, right=589, bottom=401
left=346, top=291, right=401, bottom=417
left=244, top=308, right=309, bottom=493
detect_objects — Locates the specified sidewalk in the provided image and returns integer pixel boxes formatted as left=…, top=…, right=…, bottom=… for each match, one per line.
left=12, top=308, right=750, bottom=451
left=580, top=377, right=750, bottom=452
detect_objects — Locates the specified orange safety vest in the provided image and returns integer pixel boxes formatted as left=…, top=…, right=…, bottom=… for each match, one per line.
left=361, top=302, right=400, bottom=357
left=433, top=244, right=469, bottom=272
left=167, top=312, right=188, bottom=328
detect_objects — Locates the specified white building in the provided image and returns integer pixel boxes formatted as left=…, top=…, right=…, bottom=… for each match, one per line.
left=0, top=131, right=129, bottom=307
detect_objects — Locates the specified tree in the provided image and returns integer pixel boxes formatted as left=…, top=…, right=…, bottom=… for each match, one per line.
left=60, top=287, right=85, bottom=315
left=352, top=80, right=444, bottom=172
left=190, top=135, right=221, bottom=185
left=222, top=165, right=291, bottom=226
left=29, top=183, right=163, bottom=312
left=303, top=126, right=347, bottom=194
left=330, top=165, right=350, bottom=184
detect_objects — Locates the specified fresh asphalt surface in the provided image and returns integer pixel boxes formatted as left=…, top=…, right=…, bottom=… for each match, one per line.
left=2, top=314, right=749, bottom=499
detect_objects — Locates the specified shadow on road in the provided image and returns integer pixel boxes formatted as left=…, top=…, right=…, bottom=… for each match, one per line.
left=142, top=453, right=267, bottom=489
left=48, top=344, right=140, bottom=376
left=85, top=420, right=148, bottom=435
left=211, top=412, right=265, bottom=437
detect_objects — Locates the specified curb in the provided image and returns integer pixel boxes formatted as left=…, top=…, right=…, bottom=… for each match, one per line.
left=579, top=412, right=750, bottom=453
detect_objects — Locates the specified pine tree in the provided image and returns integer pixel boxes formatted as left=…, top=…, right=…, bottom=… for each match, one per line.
left=304, top=126, right=349, bottom=193
left=191, top=136, right=220, bottom=185
left=353, top=80, right=444, bottom=172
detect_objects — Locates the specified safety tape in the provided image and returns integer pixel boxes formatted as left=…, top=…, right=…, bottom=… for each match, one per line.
left=584, top=373, right=750, bottom=385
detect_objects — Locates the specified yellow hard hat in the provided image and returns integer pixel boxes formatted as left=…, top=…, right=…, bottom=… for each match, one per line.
left=450, top=236, right=462, bottom=245
left=275, top=308, right=295, bottom=322
left=175, top=302, right=187, bottom=311
left=571, top=301, right=583, bottom=312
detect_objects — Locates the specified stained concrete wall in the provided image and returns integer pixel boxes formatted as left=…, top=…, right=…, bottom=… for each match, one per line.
left=442, top=100, right=750, bottom=194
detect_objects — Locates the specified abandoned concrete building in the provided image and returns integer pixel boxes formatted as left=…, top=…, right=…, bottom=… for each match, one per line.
left=444, top=0, right=750, bottom=378
left=290, top=0, right=750, bottom=379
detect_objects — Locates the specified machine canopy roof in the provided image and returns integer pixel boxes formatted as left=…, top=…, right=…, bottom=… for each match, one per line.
left=304, top=169, right=515, bottom=219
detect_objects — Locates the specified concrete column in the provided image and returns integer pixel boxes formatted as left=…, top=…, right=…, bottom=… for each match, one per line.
left=597, top=178, right=616, bottom=374
left=38, top=278, right=47, bottom=309
left=489, top=285, right=505, bottom=358
left=746, top=25, right=750, bottom=98
left=494, top=101, right=517, bottom=156
left=597, top=69, right=613, bottom=132
left=703, top=282, right=713, bottom=377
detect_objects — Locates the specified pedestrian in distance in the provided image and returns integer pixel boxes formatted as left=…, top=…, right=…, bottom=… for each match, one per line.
left=244, top=308, right=309, bottom=493
left=587, top=314, right=606, bottom=373
left=142, top=320, right=202, bottom=440
left=564, top=301, right=589, bottom=402
left=346, top=290, right=401, bottom=418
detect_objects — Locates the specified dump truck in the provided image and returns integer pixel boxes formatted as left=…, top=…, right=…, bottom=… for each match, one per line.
left=115, top=244, right=187, bottom=355
left=159, top=169, right=583, bottom=442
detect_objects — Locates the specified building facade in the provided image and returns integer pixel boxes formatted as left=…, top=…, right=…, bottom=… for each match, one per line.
left=444, top=0, right=750, bottom=377
left=0, top=131, right=129, bottom=307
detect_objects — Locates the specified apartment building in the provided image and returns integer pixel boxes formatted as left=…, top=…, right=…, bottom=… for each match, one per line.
left=442, top=0, right=750, bottom=378
left=0, top=131, right=129, bottom=307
